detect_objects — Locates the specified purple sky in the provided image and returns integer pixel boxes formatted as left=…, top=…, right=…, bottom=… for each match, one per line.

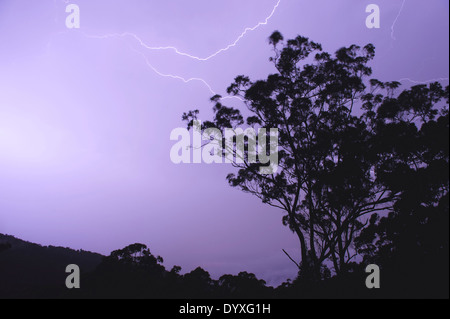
left=0, top=0, right=448, bottom=286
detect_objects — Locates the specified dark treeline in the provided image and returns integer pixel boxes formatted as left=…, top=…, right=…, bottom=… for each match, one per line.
left=0, top=233, right=447, bottom=299
left=63, top=234, right=449, bottom=299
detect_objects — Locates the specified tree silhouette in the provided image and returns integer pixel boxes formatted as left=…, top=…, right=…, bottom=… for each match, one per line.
left=106, top=243, right=164, bottom=268
left=218, top=272, right=272, bottom=298
left=183, top=32, right=406, bottom=278
left=181, top=267, right=215, bottom=298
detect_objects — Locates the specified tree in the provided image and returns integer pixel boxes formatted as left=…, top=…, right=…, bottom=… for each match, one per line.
left=108, top=243, right=164, bottom=266
left=181, top=267, right=215, bottom=298
left=218, top=272, right=272, bottom=298
left=183, top=31, right=397, bottom=278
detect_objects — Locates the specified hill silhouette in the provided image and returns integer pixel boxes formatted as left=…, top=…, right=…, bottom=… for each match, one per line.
left=0, top=234, right=276, bottom=299
left=0, top=234, right=102, bottom=298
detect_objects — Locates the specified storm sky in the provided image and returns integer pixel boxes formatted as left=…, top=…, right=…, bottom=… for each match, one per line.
left=0, top=0, right=448, bottom=286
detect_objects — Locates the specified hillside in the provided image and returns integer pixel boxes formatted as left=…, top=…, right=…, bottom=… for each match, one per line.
left=0, top=234, right=103, bottom=298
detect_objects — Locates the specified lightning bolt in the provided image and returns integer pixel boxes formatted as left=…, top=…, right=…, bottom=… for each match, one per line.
left=391, top=0, right=407, bottom=41
left=131, top=48, right=243, bottom=101
left=82, top=0, right=281, bottom=101
left=398, top=77, right=449, bottom=84
left=87, top=0, right=281, bottom=62
left=87, top=31, right=251, bottom=101
left=389, top=1, right=449, bottom=87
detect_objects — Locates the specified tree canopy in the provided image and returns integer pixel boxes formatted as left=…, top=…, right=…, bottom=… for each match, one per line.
left=183, top=31, right=449, bottom=283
